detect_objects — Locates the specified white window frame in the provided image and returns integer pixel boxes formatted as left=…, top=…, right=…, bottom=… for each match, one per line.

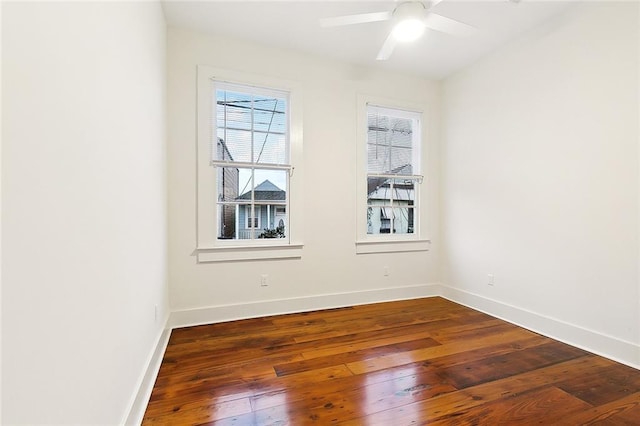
left=196, top=66, right=304, bottom=262
left=356, top=95, right=430, bottom=254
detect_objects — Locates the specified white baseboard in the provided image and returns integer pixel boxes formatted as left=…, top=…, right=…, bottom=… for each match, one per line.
left=169, top=283, right=441, bottom=329
left=439, top=284, right=640, bottom=370
left=123, top=323, right=172, bottom=426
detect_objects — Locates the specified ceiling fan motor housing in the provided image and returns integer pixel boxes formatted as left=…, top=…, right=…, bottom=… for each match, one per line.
left=392, top=1, right=427, bottom=42
left=393, top=1, right=427, bottom=22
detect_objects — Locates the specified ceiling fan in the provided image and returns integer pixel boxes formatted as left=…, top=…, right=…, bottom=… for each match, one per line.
left=319, top=0, right=476, bottom=60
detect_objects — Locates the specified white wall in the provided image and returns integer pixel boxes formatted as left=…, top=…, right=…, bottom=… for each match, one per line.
left=442, top=2, right=640, bottom=366
left=167, top=28, right=441, bottom=323
left=2, top=2, right=168, bottom=424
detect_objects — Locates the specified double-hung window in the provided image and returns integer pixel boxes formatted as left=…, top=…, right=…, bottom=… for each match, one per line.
left=213, top=82, right=289, bottom=241
left=356, top=99, right=429, bottom=253
left=196, top=66, right=303, bottom=262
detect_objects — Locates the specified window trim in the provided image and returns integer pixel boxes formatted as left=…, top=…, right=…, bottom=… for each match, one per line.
left=196, top=65, right=304, bottom=262
left=355, top=94, right=430, bottom=254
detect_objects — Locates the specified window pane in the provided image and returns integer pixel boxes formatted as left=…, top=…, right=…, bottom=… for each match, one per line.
left=255, top=169, right=287, bottom=239
left=366, top=206, right=395, bottom=235
left=367, top=177, right=417, bottom=235
left=217, top=203, right=237, bottom=239
left=391, top=179, right=415, bottom=204
left=388, top=117, right=413, bottom=148
left=216, top=89, right=253, bottom=162
left=235, top=168, right=251, bottom=202
left=389, top=146, right=412, bottom=175
left=258, top=204, right=287, bottom=239
left=225, top=169, right=288, bottom=240
left=253, top=95, right=286, bottom=134
left=367, top=108, right=414, bottom=175
left=238, top=203, right=255, bottom=240
left=367, top=177, right=392, bottom=205
left=217, top=90, right=252, bottom=131
left=253, top=92, right=287, bottom=164
left=217, top=167, right=240, bottom=202
left=366, top=206, right=376, bottom=235
left=392, top=207, right=414, bottom=234
left=254, top=133, right=287, bottom=165
left=253, top=169, right=287, bottom=203
left=367, top=141, right=389, bottom=174
left=218, top=128, right=251, bottom=163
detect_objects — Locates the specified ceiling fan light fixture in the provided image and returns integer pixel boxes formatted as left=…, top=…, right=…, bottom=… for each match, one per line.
left=392, top=18, right=425, bottom=42
left=390, top=1, right=427, bottom=42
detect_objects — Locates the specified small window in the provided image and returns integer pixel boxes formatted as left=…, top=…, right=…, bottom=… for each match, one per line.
left=356, top=96, right=429, bottom=254
left=246, top=215, right=260, bottom=229
left=366, top=105, right=421, bottom=237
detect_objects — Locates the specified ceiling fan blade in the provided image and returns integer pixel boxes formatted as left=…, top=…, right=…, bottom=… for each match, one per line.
left=429, top=0, right=446, bottom=8
left=423, top=13, right=476, bottom=37
left=320, top=11, right=392, bottom=28
left=376, top=33, right=397, bottom=61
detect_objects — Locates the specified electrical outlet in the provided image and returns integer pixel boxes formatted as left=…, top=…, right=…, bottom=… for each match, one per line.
left=487, top=273, right=495, bottom=286
left=260, top=274, right=269, bottom=287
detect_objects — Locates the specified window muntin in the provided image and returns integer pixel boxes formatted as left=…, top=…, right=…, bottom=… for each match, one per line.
left=365, top=105, right=421, bottom=237
left=212, top=82, right=290, bottom=241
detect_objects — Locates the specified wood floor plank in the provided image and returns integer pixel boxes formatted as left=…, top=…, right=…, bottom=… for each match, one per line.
left=551, top=391, right=640, bottom=425
left=428, top=386, right=592, bottom=426
left=144, top=396, right=252, bottom=425
left=345, top=328, right=539, bottom=375
left=437, top=340, right=588, bottom=389
left=142, top=297, right=640, bottom=425
left=298, top=327, right=436, bottom=360
left=221, top=362, right=458, bottom=425
left=146, top=364, right=355, bottom=424
left=556, top=362, right=640, bottom=406
left=421, top=334, right=552, bottom=370
left=274, top=337, right=441, bottom=376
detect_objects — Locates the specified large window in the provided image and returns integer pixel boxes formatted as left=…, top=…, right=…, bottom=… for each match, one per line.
left=196, top=66, right=303, bottom=262
left=213, top=82, right=289, bottom=241
left=357, top=99, right=428, bottom=253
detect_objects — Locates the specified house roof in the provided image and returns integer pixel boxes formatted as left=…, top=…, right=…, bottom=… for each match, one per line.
left=367, top=163, right=413, bottom=195
left=368, top=186, right=414, bottom=202
left=237, top=179, right=286, bottom=201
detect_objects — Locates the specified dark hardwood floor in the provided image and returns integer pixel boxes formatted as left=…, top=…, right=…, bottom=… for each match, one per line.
left=142, top=297, right=640, bottom=425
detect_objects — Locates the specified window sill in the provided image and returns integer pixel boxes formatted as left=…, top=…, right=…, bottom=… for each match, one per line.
left=355, top=239, right=430, bottom=254
left=196, top=244, right=303, bottom=263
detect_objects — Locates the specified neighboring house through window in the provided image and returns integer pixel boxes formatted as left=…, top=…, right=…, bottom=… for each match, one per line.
left=236, top=179, right=286, bottom=238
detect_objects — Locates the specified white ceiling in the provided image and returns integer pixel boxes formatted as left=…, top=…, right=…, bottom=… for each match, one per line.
left=162, top=0, right=576, bottom=80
